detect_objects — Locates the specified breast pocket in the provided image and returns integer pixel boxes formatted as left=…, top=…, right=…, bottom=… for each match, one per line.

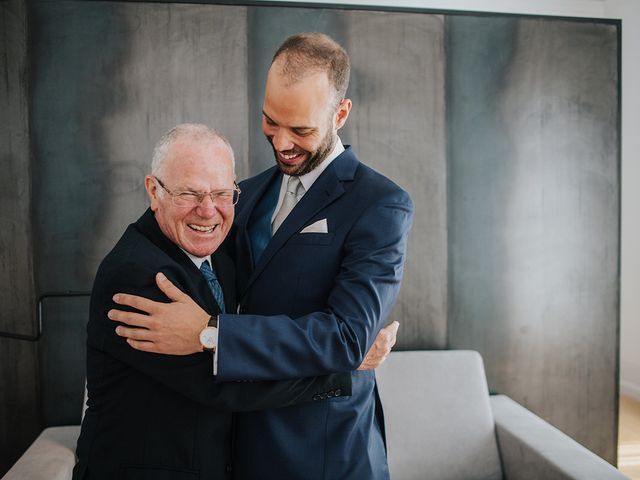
left=290, top=235, right=340, bottom=306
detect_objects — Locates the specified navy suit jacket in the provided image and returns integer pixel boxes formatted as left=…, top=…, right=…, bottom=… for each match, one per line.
left=218, top=147, right=414, bottom=479
left=73, top=209, right=351, bottom=480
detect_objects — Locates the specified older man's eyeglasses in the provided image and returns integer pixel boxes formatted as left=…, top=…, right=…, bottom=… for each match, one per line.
left=154, top=177, right=241, bottom=208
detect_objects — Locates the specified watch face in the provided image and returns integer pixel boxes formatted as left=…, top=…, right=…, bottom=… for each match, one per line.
left=199, top=327, right=217, bottom=350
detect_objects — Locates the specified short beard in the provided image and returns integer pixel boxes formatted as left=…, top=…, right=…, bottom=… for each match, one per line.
left=270, top=128, right=336, bottom=177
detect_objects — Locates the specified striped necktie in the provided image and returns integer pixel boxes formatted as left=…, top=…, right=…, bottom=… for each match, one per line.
left=200, top=260, right=225, bottom=313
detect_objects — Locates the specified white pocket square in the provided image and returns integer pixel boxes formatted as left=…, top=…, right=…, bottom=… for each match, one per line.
left=300, top=218, right=328, bottom=234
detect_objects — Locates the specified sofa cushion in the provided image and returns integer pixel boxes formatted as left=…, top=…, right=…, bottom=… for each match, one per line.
left=376, top=350, right=503, bottom=480
left=3, top=426, right=79, bottom=480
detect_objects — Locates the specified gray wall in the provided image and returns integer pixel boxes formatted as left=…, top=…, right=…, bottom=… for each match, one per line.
left=0, top=0, right=41, bottom=473
left=246, top=7, right=449, bottom=349
left=447, top=16, right=620, bottom=461
left=0, top=0, right=620, bottom=473
left=30, top=2, right=250, bottom=290
left=341, top=10, right=448, bottom=349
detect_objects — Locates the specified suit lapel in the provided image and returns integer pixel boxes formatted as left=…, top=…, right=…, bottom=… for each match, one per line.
left=234, top=167, right=281, bottom=295
left=243, top=148, right=359, bottom=295
left=134, top=208, right=227, bottom=315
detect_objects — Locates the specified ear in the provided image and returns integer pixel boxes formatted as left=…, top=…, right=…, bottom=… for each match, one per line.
left=334, top=98, right=352, bottom=131
left=145, top=175, right=160, bottom=212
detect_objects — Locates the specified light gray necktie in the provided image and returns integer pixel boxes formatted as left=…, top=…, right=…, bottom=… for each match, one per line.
left=272, top=176, right=304, bottom=234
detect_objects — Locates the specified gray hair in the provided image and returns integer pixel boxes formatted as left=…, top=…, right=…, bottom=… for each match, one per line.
left=151, top=123, right=235, bottom=178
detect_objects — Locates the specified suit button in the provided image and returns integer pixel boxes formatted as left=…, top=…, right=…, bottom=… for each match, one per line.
left=335, top=389, right=342, bottom=397
left=226, top=464, right=233, bottom=472
left=313, top=394, right=321, bottom=401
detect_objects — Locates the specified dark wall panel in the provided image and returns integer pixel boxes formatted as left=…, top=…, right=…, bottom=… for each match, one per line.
left=1, top=1, right=36, bottom=335
left=0, top=339, right=40, bottom=475
left=447, top=16, right=620, bottom=462
left=246, top=8, right=448, bottom=349
left=0, top=0, right=40, bottom=475
left=247, top=7, right=346, bottom=176
left=31, top=2, right=249, bottom=294
left=39, top=296, right=90, bottom=427
left=341, top=10, right=447, bottom=349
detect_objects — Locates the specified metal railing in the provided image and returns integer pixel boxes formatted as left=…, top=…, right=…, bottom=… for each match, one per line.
left=0, top=291, right=91, bottom=341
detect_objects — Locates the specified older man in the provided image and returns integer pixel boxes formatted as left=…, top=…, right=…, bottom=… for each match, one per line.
left=111, top=33, right=413, bottom=479
left=73, top=124, right=356, bottom=480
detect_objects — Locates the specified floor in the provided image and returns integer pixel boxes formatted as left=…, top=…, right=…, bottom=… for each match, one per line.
left=619, top=394, right=640, bottom=479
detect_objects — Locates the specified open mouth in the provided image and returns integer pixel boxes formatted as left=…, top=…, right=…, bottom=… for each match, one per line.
left=188, top=223, right=217, bottom=234
left=278, top=150, right=306, bottom=165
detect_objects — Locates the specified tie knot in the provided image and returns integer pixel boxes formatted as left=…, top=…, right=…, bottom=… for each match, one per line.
left=200, top=260, right=217, bottom=281
left=286, top=176, right=304, bottom=197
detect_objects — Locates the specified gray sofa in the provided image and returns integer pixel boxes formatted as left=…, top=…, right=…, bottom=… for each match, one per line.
left=3, top=426, right=78, bottom=480
left=375, top=350, right=628, bottom=479
left=3, top=350, right=629, bottom=479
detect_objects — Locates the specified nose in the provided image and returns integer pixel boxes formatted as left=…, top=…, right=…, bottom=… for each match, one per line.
left=271, top=128, right=295, bottom=152
left=195, top=194, right=218, bottom=218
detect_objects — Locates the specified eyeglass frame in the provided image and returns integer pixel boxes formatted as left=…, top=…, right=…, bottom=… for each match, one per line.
left=153, top=176, right=241, bottom=207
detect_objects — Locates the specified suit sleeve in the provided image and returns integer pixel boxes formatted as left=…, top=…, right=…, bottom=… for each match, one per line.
left=87, top=262, right=351, bottom=411
left=216, top=190, right=414, bottom=381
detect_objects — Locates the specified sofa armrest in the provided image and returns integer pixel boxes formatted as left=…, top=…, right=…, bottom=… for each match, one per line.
left=490, top=395, right=628, bottom=480
left=2, top=426, right=79, bottom=480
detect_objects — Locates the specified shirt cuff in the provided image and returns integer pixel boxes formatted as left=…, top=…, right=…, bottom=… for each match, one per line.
left=213, top=347, right=219, bottom=375
left=212, top=324, right=219, bottom=375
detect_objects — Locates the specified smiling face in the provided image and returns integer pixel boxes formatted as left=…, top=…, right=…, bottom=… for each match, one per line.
left=262, top=58, right=351, bottom=176
left=145, top=135, right=235, bottom=258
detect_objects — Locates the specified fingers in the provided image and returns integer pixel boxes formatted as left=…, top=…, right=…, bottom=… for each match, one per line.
left=115, top=325, right=152, bottom=341
left=387, top=321, right=400, bottom=349
left=108, top=308, right=153, bottom=328
left=127, top=338, right=202, bottom=356
left=389, top=320, right=400, bottom=335
left=112, top=273, right=187, bottom=314
left=112, top=293, right=159, bottom=315
left=368, top=321, right=399, bottom=353
left=126, top=339, right=157, bottom=353
left=357, top=322, right=400, bottom=371
left=357, top=356, right=375, bottom=371
left=155, top=272, right=188, bottom=302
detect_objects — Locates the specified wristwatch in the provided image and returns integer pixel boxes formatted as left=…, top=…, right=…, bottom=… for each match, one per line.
left=199, top=315, right=219, bottom=352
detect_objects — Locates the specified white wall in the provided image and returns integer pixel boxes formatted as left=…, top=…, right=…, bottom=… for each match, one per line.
left=605, top=0, right=640, bottom=402
left=263, top=0, right=640, bottom=400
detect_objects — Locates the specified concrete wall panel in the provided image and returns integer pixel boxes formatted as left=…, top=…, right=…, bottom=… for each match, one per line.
left=447, top=16, right=620, bottom=462
left=341, top=10, right=448, bottom=349
left=0, top=1, right=40, bottom=474
left=30, top=2, right=249, bottom=292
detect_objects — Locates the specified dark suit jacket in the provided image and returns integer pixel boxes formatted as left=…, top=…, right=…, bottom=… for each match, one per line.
left=73, top=209, right=351, bottom=480
left=218, top=147, right=414, bottom=479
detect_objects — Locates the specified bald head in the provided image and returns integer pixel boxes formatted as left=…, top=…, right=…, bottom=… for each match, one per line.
left=151, top=123, right=235, bottom=179
left=271, top=32, right=350, bottom=107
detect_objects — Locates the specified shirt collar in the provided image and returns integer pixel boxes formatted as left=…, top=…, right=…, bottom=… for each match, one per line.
left=181, top=249, right=210, bottom=269
left=288, top=137, right=345, bottom=192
